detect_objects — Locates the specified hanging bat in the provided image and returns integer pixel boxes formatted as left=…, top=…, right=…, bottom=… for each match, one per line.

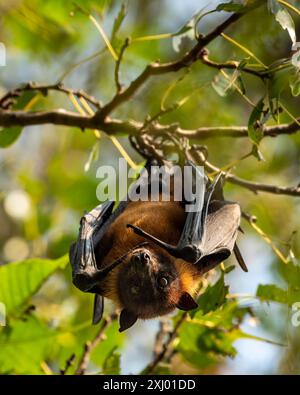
left=69, top=161, right=247, bottom=332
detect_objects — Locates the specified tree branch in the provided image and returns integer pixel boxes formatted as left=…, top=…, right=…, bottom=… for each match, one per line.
left=75, top=313, right=117, bottom=375
left=144, top=313, right=188, bottom=375
left=189, top=146, right=300, bottom=197
left=60, top=353, right=76, bottom=375
left=0, top=109, right=95, bottom=129
left=199, top=49, right=265, bottom=78
left=1, top=107, right=299, bottom=140
left=97, top=11, right=247, bottom=120
left=0, top=82, right=102, bottom=110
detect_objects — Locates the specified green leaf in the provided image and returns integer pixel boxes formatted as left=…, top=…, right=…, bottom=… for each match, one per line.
left=224, top=265, right=236, bottom=274
left=0, top=315, right=54, bottom=374
left=177, top=306, right=248, bottom=370
left=0, top=91, right=36, bottom=148
left=247, top=97, right=265, bottom=145
left=216, top=2, right=246, bottom=13
left=257, top=284, right=288, bottom=304
left=289, top=71, right=300, bottom=96
left=268, top=65, right=293, bottom=100
left=211, top=70, right=239, bottom=97
left=102, top=347, right=121, bottom=374
left=196, top=273, right=229, bottom=315
left=0, top=255, right=68, bottom=315
left=257, top=263, right=300, bottom=307
left=111, top=2, right=127, bottom=48
left=236, top=75, right=246, bottom=95
left=0, top=127, right=23, bottom=148
left=291, top=48, right=300, bottom=69
left=275, top=8, right=296, bottom=45
left=112, top=2, right=127, bottom=36
left=172, top=25, right=194, bottom=52
left=278, top=260, right=300, bottom=288
left=91, top=321, right=124, bottom=368
left=251, top=144, right=265, bottom=162
left=172, top=9, right=208, bottom=52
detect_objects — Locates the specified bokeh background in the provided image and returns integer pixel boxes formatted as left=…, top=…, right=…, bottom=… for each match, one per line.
left=0, top=0, right=300, bottom=374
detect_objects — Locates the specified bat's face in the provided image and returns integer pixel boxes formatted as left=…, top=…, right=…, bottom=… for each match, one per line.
left=116, top=244, right=199, bottom=322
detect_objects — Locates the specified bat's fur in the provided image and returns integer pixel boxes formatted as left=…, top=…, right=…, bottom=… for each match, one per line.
left=70, top=166, right=243, bottom=330
left=95, top=199, right=201, bottom=319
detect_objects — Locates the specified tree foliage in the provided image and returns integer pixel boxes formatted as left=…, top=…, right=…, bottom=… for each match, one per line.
left=0, top=0, right=299, bottom=374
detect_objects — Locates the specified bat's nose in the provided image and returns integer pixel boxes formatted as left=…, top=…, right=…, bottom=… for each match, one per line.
left=132, top=251, right=151, bottom=266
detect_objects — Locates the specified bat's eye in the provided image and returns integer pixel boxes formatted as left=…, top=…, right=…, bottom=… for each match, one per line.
left=131, top=286, right=139, bottom=295
left=157, top=276, right=169, bottom=289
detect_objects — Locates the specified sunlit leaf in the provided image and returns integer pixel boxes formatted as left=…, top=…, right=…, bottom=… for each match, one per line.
left=257, top=284, right=288, bottom=303
left=0, top=315, right=54, bottom=374
left=195, top=273, right=229, bottom=315
left=0, top=255, right=68, bottom=315
left=172, top=9, right=208, bottom=52
left=211, top=70, right=239, bottom=97
left=111, top=2, right=127, bottom=41
left=275, top=8, right=296, bottom=45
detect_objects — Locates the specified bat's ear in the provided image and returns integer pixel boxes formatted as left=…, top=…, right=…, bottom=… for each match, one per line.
left=119, top=309, right=138, bottom=332
left=176, top=292, right=198, bottom=311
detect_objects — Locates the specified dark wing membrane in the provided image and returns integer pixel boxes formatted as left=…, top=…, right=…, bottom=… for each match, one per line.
left=69, top=199, right=136, bottom=325
left=69, top=201, right=115, bottom=292
left=93, top=294, right=104, bottom=325
left=127, top=163, right=223, bottom=263
left=127, top=163, right=243, bottom=271
left=196, top=200, right=241, bottom=273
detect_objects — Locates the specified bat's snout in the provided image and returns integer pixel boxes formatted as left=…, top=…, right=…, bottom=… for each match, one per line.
left=132, top=251, right=151, bottom=266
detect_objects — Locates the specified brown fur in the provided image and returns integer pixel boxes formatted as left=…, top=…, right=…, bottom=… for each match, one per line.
left=96, top=199, right=200, bottom=317
left=100, top=200, right=185, bottom=266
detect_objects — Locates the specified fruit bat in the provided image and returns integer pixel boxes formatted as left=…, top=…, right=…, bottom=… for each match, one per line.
left=69, top=161, right=246, bottom=332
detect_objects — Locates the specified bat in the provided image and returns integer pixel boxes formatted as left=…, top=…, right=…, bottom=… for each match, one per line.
left=69, top=161, right=247, bottom=332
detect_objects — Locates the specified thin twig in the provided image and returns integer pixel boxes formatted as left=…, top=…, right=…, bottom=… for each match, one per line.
left=0, top=82, right=102, bottom=110
left=189, top=146, right=300, bottom=197
left=75, top=313, right=117, bottom=375
left=115, top=38, right=130, bottom=93
left=144, top=313, right=188, bottom=375
left=153, top=318, right=173, bottom=359
left=60, top=353, right=76, bottom=375
left=97, top=10, right=251, bottom=120
left=200, top=48, right=265, bottom=78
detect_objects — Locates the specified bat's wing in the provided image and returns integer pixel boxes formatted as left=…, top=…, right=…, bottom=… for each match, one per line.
left=195, top=200, right=241, bottom=273
left=69, top=201, right=116, bottom=325
left=69, top=160, right=155, bottom=324
left=70, top=199, right=135, bottom=324
left=128, top=161, right=244, bottom=271
left=93, top=294, right=104, bottom=325
left=69, top=200, right=115, bottom=293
